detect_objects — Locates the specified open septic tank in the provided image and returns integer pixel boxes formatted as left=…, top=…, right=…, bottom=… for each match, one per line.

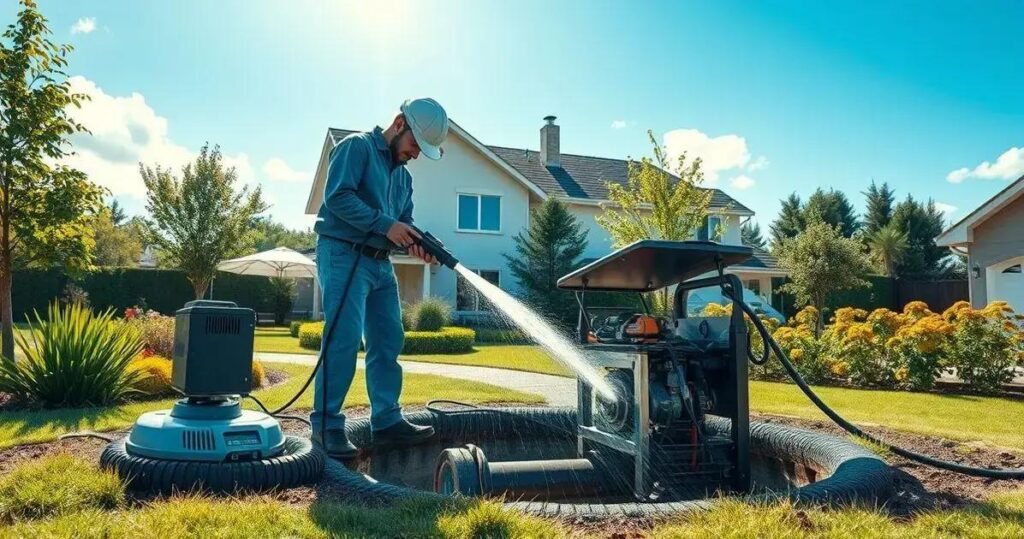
left=324, top=242, right=894, bottom=517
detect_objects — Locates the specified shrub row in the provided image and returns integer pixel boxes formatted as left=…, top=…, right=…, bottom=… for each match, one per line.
left=402, top=327, right=476, bottom=355
left=714, top=300, right=1024, bottom=394
left=296, top=322, right=477, bottom=355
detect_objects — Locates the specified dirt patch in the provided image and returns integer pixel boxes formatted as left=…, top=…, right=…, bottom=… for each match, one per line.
left=754, top=413, right=1024, bottom=514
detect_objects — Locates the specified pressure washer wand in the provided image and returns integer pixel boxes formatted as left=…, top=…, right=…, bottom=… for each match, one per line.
left=407, top=225, right=460, bottom=269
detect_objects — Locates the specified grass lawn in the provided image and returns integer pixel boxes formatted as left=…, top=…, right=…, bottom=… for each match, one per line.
left=0, top=362, right=542, bottom=450
left=749, top=380, right=1024, bottom=451
left=2, top=453, right=1023, bottom=537
left=254, top=326, right=313, bottom=355
left=401, top=345, right=573, bottom=377
left=253, top=328, right=573, bottom=376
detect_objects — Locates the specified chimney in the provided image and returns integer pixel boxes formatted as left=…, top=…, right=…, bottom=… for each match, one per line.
left=540, top=115, right=560, bottom=168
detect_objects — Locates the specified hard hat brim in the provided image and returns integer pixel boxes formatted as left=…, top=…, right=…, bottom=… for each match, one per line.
left=411, top=129, right=443, bottom=160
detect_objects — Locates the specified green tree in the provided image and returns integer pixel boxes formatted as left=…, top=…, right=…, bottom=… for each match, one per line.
left=141, top=144, right=267, bottom=299
left=92, top=208, right=145, bottom=267
left=769, top=193, right=804, bottom=248
left=866, top=222, right=908, bottom=277
left=596, top=130, right=713, bottom=312
left=504, top=198, right=588, bottom=327
left=740, top=220, right=766, bottom=250
left=108, top=199, right=127, bottom=226
left=252, top=218, right=316, bottom=253
left=0, top=1, right=105, bottom=361
left=269, top=277, right=296, bottom=326
left=803, top=188, right=859, bottom=237
left=862, top=180, right=895, bottom=235
left=891, top=196, right=946, bottom=277
left=775, top=220, right=872, bottom=334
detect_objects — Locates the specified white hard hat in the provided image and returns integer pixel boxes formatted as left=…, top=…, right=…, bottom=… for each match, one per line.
left=400, top=97, right=449, bottom=160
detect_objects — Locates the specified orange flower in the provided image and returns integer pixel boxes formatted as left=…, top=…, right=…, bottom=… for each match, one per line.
left=831, top=361, right=850, bottom=377
left=895, top=366, right=909, bottom=382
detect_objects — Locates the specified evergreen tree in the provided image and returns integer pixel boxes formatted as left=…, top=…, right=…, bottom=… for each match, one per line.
left=505, top=198, right=589, bottom=327
left=769, top=193, right=804, bottom=248
left=891, top=196, right=946, bottom=277
left=862, top=180, right=895, bottom=234
left=740, top=220, right=767, bottom=250
left=803, top=188, right=859, bottom=237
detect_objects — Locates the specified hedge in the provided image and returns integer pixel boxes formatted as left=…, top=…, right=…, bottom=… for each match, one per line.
left=11, top=268, right=278, bottom=321
left=298, top=322, right=325, bottom=350
left=402, top=327, right=475, bottom=355
left=290, top=319, right=317, bottom=338
left=770, top=275, right=894, bottom=320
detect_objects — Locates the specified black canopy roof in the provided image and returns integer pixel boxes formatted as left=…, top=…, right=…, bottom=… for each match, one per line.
left=557, top=240, right=753, bottom=292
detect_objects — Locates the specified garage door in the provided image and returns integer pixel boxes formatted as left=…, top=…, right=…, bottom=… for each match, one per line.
left=987, top=256, right=1024, bottom=311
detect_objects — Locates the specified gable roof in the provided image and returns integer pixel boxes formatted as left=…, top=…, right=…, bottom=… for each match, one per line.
left=320, top=126, right=752, bottom=215
left=936, top=173, right=1024, bottom=247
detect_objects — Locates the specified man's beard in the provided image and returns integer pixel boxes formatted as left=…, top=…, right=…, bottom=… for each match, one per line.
left=389, top=128, right=410, bottom=166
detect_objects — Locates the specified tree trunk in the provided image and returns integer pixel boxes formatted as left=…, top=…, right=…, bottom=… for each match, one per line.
left=1, top=268, right=13, bottom=362
left=191, top=277, right=208, bottom=300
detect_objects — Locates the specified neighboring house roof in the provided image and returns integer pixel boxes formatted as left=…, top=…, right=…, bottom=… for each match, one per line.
left=734, top=247, right=785, bottom=274
left=316, top=125, right=752, bottom=215
left=936, top=173, right=1024, bottom=249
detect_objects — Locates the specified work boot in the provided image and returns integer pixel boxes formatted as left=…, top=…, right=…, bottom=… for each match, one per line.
left=311, top=429, right=359, bottom=459
left=372, top=419, right=435, bottom=446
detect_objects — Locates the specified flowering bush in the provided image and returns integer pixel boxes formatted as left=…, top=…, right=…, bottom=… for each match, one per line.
left=125, top=310, right=176, bottom=359
left=761, top=300, right=1024, bottom=394
left=943, top=301, right=1024, bottom=393
left=774, top=308, right=835, bottom=384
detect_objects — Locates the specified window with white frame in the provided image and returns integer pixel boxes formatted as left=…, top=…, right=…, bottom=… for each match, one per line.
left=457, top=193, right=501, bottom=232
left=707, top=215, right=723, bottom=241
left=456, top=269, right=500, bottom=311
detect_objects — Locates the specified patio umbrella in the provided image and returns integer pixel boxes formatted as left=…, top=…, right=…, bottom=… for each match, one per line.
left=216, top=247, right=320, bottom=317
left=217, top=247, right=317, bottom=279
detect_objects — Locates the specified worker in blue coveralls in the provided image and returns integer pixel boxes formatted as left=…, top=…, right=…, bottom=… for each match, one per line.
left=311, top=98, right=449, bottom=458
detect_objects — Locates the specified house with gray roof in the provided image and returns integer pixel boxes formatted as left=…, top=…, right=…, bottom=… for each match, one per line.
left=304, top=116, right=784, bottom=316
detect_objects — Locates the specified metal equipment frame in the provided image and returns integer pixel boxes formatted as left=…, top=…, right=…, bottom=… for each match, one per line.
left=568, top=249, right=751, bottom=499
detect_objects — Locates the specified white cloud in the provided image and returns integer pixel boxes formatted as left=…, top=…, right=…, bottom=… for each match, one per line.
left=946, top=147, right=1024, bottom=183
left=62, top=76, right=256, bottom=199
left=262, top=157, right=308, bottom=183
left=934, top=202, right=957, bottom=215
left=730, top=175, right=755, bottom=190
left=610, top=120, right=628, bottom=129
left=71, top=17, right=96, bottom=34
left=663, top=128, right=757, bottom=186
left=746, top=155, right=769, bottom=172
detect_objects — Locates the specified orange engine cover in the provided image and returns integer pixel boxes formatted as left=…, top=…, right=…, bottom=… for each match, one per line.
left=623, top=315, right=662, bottom=338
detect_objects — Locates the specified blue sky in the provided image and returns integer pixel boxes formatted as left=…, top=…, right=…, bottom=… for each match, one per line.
left=25, top=0, right=1024, bottom=230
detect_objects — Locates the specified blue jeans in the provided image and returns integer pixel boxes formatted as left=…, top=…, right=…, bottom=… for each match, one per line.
left=310, top=237, right=405, bottom=433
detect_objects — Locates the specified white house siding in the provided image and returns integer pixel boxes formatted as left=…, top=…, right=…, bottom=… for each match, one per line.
left=402, top=134, right=534, bottom=311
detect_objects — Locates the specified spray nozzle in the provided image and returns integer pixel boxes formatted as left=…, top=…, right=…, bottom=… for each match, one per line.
left=409, top=226, right=460, bottom=269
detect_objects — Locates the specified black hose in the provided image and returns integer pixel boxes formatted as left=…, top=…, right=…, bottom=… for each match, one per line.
left=730, top=292, right=1024, bottom=480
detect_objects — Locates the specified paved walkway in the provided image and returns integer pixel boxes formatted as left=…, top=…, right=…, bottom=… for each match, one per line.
left=254, top=352, right=578, bottom=407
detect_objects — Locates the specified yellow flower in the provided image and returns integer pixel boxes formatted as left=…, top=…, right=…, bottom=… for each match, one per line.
left=982, top=301, right=1014, bottom=320
left=789, top=348, right=805, bottom=361
left=943, top=300, right=971, bottom=321
left=794, top=306, right=819, bottom=328
left=895, top=366, right=909, bottom=382
left=843, top=323, right=875, bottom=345
left=831, top=361, right=850, bottom=377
